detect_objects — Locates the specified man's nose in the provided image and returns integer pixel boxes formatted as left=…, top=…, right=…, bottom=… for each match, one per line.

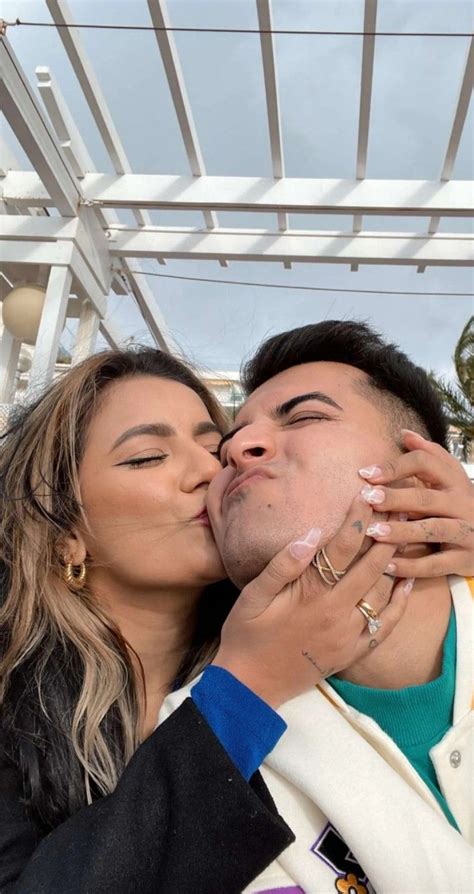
left=225, top=424, right=277, bottom=469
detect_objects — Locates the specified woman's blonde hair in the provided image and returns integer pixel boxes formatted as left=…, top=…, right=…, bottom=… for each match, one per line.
left=0, top=348, right=234, bottom=827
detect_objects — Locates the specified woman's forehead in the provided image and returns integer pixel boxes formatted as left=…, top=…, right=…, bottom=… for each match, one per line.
left=88, top=376, right=213, bottom=444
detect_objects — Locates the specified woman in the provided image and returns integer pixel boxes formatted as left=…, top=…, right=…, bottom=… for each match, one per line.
left=1, top=348, right=472, bottom=893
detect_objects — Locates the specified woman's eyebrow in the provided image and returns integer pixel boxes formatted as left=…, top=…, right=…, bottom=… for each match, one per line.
left=111, top=420, right=221, bottom=453
left=193, top=421, right=222, bottom=437
left=110, top=423, right=175, bottom=452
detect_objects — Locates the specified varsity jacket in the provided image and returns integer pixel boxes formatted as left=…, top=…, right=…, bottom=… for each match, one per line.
left=161, top=576, right=474, bottom=893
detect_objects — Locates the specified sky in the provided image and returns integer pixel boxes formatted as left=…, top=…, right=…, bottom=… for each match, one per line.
left=2, top=0, right=473, bottom=381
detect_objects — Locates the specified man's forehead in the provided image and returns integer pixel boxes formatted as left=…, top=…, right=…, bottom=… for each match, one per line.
left=236, top=361, right=367, bottom=422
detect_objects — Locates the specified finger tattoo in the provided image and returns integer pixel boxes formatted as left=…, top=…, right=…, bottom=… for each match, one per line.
left=302, top=650, right=332, bottom=677
left=420, top=520, right=436, bottom=541
left=455, top=521, right=474, bottom=543
left=352, top=520, right=363, bottom=534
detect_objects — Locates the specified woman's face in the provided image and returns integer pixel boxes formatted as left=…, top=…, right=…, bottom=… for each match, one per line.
left=77, top=375, right=226, bottom=594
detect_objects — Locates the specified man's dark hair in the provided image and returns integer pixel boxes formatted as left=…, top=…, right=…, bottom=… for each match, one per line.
left=242, top=320, right=448, bottom=448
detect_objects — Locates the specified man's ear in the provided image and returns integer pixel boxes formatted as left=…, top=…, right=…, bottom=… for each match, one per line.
left=60, top=529, right=87, bottom=566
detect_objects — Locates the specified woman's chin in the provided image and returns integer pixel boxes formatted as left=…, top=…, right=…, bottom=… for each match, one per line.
left=190, top=536, right=227, bottom=582
left=202, top=553, right=227, bottom=583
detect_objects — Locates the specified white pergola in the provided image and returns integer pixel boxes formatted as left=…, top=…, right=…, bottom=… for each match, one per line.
left=1, top=0, right=473, bottom=404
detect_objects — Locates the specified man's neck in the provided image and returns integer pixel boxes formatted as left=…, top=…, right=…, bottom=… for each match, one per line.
left=337, top=570, right=454, bottom=689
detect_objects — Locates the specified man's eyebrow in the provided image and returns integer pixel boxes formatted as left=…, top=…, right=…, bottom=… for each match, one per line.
left=274, top=391, right=343, bottom=417
left=111, top=420, right=221, bottom=453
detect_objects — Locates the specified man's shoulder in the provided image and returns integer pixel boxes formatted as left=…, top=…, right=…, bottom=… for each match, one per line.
left=464, top=576, right=474, bottom=597
left=449, top=574, right=474, bottom=606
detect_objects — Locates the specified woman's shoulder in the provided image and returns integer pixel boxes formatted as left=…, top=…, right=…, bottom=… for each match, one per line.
left=0, top=738, right=47, bottom=890
left=0, top=741, right=22, bottom=799
left=0, top=723, right=27, bottom=812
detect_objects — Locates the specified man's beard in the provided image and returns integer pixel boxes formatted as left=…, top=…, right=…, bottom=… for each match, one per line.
left=218, top=491, right=347, bottom=589
left=221, top=520, right=289, bottom=588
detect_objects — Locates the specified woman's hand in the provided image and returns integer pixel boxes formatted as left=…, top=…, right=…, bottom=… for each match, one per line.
left=359, top=429, right=474, bottom=579
left=213, top=494, right=411, bottom=709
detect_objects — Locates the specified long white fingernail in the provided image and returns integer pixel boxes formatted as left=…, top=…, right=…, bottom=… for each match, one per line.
left=361, top=484, right=385, bottom=504
left=290, top=527, right=322, bottom=558
left=359, top=465, right=382, bottom=479
left=401, top=429, right=425, bottom=440
left=366, top=522, right=391, bottom=537
left=403, top=578, right=415, bottom=595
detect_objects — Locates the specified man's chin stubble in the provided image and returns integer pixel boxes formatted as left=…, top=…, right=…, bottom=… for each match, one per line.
left=220, top=528, right=289, bottom=589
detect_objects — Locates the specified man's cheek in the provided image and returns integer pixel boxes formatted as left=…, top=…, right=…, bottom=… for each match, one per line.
left=207, top=467, right=233, bottom=528
left=310, top=470, right=362, bottom=545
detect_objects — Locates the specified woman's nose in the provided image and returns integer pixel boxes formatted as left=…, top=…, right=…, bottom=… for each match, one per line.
left=199, top=448, right=222, bottom=482
left=179, top=440, right=222, bottom=493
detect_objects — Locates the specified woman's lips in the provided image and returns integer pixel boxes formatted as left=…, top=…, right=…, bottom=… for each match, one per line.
left=193, top=509, right=211, bottom=527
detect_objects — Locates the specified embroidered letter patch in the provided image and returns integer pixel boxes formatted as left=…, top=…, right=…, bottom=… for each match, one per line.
left=311, top=823, right=368, bottom=882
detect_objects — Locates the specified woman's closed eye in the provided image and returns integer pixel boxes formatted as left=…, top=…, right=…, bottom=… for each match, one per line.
left=199, top=439, right=223, bottom=460
left=116, top=454, right=168, bottom=469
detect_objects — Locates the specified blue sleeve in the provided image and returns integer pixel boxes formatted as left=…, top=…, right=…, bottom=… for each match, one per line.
left=191, top=665, right=287, bottom=781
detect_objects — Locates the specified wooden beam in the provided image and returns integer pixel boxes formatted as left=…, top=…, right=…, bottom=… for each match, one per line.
left=146, top=0, right=217, bottom=230
left=257, top=0, right=288, bottom=233
left=106, top=225, right=474, bottom=267
left=0, top=38, right=80, bottom=215
left=26, top=265, right=72, bottom=394
left=4, top=172, right=472, bottom=217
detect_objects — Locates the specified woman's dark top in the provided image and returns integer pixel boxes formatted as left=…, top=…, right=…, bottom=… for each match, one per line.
left=0, top=698, right=293, bottom=894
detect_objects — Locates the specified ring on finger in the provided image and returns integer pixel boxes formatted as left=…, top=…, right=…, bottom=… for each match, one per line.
left=311, top=547, right=346, bottom=586
left=321, top=547, right=346, bottom=581
left=356, top=599, right=382, bottom=636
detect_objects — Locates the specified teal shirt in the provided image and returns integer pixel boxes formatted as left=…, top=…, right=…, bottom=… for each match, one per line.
left=329, top=610, right=458, bottom=829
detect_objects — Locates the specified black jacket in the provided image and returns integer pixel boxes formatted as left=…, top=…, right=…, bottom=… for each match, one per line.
left=0, top=698, right=294, bottom=894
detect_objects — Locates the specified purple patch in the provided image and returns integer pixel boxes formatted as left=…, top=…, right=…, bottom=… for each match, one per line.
left=256, top=889, right=304, bottom=894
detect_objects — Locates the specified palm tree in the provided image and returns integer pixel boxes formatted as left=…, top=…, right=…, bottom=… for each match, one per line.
left=429, top=316, right=473, bottom=461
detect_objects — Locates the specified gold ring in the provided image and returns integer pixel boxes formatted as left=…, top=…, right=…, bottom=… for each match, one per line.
left=311, top=551, right=336, bottom=585
left=320, top=547, right=346, bottom=581
left=311, top=548, right=346, bottom=586
left=356, top=599, right=382, bottom=636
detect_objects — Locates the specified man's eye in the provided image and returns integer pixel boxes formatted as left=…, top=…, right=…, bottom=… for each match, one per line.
left=288, top=414, right=327, bottom=425
left=119, top=455, right=168, bottom=468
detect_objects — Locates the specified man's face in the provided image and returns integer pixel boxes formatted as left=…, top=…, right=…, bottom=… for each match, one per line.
left=207, top=361, right=401, bottom=587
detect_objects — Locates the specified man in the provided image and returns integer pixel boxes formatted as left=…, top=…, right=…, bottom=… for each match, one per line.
left=205, top=321, right=473, bottom=893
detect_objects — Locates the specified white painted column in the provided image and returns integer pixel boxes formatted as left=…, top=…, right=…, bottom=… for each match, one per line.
left=71, top=299, right=100, bottom=365
left=26, top=265, right=72, bottom=397
left=0, top=325, right=21, bottom=403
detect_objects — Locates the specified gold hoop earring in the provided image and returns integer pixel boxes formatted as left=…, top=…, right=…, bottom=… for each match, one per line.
left=63, top=562, right=86, bottom=589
